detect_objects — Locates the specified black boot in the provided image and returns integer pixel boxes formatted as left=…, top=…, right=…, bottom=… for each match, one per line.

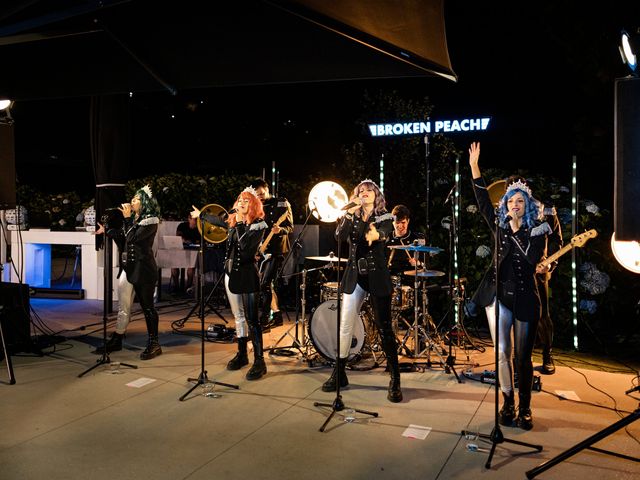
left=93, top=332, right=124, bottom=354
left=269, top=310, right=283, bottom=328
left=140, top=334, right=162, bottom=360
left=541, top=347, right=556, bottom=375
left=516, top=393, right=534, bottom=430
left=499, top=391, right=516, bottom=426
left=227, top=337, right=249, bottom=370
left=322, top=358, right=349, bottom=392
left=383, top=336, right=402, bottom=402
left=246, top=322, right=267, bottom=380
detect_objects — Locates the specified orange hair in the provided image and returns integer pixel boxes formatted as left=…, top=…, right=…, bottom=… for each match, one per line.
left=227, top=191, right=265, bottom=227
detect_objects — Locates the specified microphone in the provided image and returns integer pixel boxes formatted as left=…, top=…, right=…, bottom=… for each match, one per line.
left=104, top=207, right=120, bottom=211
left=228, top=208, right=237, bottom=214
left=504, top=215, right=513, bottom=222
left=341, top=198, right=362, bottom=211
left=444, top=183, right=456, bottom=204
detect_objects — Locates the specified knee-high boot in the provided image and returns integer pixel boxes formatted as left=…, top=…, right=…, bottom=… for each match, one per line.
left=382, top=335, right=402, bottom=402
left=517, top=392, right=534, bottom=430
left=499, top=391, right=516, bottom=426
left=227, top=337, right=249, bottom=370
left=321, top=357, right=349, bottom=392
left=246, top=294, right=267, bottom=380
left=140, top=307, right=162, bottom=360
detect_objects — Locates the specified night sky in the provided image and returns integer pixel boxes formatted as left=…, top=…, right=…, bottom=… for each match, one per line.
left=9, top=1, right=640, bottom=208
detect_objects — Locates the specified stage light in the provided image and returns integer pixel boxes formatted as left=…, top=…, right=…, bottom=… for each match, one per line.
left=611, top=232, right=640, bottom=274
left=0, top=99, right=13, bottom=125
left=619, top=30, right=638, bottom=75
left=0, top=99, right=11, bottom=110
left=307, top=181, right=348, bottom=223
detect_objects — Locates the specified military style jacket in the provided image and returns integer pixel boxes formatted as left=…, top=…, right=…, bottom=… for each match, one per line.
left=204, top=213, right=267, bottom=294
left=471, top=178, right=550, bottom=322
left=336, top=210, right=394, bottom=296
left=120, top=216, right=159, bottom=286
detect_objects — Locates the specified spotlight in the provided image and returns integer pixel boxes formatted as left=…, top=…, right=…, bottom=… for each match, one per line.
left=619, top=29, right=639, bottom=75
left=0, top=99, right=13, bottom=124
left=307, top=181, right=348, bottom=223
left=0, top=99, right=11, bottom=110
left=611, top=232, right=640, bottom=274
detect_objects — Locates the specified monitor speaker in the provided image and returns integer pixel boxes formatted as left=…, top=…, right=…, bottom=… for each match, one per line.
left=614, top=77, right=640, bottom=241
left=0, top=282, right=32, bottom=354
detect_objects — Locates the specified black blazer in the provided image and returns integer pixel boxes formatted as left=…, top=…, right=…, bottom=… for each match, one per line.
left=121, top=216, right=159, bottom=286
left=472, top=178, right=549, bottom=322
left=204, top=213, right=267, bottom=294
left=336, top=210, right=394, bottom=296
left=261, top=196, right=293, bottom=255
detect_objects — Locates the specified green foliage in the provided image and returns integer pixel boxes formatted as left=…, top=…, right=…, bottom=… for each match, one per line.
left=16, top=185, right=86, bottom=231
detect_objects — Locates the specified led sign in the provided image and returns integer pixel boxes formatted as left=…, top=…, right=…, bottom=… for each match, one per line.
left=368, top=117, right=490, bottom=137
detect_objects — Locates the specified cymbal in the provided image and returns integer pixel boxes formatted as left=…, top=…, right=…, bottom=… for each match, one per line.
left=388, top=244, right=443, bottom=253
left=306, top=255, right=348, bottom=263
left=403, top=269, right=446, bottom=277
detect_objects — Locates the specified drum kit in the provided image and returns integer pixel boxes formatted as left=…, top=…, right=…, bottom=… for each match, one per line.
left=273, top=243, right=448, bottom=369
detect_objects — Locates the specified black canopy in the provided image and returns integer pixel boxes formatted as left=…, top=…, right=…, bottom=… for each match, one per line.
left=0, top=0, right=456, bottom=100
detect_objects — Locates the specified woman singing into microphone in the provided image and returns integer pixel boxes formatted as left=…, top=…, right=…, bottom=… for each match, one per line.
left=469, top=142, right=550, bottom=429
left=322, top=179, right=402, bottom=402
left=191, top=187, right=268, bottom=380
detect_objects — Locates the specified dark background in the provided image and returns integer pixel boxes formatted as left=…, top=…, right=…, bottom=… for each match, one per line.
left=9, top=1, right=640, bottom=207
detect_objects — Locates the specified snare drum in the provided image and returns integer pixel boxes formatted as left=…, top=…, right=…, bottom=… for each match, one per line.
left=320, top=282, right=340, bottom=302
left=308, top=300, right=365, bottom=360
left=391, top=275, right=413, bottom=311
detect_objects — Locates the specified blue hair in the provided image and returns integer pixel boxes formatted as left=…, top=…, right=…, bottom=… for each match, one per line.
left=497, top=188, right=540, bottom=228
left=134, top=187, right=161, bottom=221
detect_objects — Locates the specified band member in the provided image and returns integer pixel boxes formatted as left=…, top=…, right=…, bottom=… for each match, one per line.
left=322, top=179, right=402, bottom=402
left=170, top=213, right=200, bottom=294
left=504, top=176, right=563, bottom=375
left=536, top=200, right=563, bottom=374
left=387, top=204, right=426, bottom=276
left=191, top=187, right=268, bottom=380
left=250, top=178, right=293, bottom=330
left=100, top=185, right=162, bottom=360
left=469, top=143, right=550, bottom=430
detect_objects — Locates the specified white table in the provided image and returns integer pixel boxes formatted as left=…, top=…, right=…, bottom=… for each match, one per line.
left=10, top=229, right=118, bottom=300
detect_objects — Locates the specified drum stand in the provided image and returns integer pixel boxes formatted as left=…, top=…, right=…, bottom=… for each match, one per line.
left=399, top=252, right=446, bottom=369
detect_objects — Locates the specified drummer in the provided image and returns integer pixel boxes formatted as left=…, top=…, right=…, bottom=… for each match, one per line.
left=387, top=204, right=426, bottom=277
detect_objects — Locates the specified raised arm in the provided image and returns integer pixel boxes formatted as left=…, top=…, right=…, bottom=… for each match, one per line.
left=469, top=142, right=481, bottom=179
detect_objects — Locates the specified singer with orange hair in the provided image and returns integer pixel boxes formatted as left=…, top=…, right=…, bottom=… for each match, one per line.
left=191, top=187, right=268, bottom=380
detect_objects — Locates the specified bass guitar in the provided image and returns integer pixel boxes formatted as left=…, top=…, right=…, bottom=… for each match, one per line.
left=537, top=229, right=597, bottom=270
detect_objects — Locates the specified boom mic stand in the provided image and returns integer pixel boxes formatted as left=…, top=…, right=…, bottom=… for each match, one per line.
left=462, top=209, right=542, bottom=468
left=314, top=217, right=378, bottom=432
left=79, top=217, right=137, bottom=377
left=180, top=222, right=238, bottom=401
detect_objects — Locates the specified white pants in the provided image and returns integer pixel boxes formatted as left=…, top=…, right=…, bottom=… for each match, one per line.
left=225, top=274, right=247, bottom=338
left=339, top=284, right=367, bottom=358
left=485, top=299, right=515, bottom=394
left=115, top=271, right=135, bottom=334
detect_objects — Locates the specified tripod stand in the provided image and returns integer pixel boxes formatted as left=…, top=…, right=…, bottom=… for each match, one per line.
left=0, top=305, right=16, bottom=384
left=462, top=210, right=542, bottom=468
left=526, top=399, right=640, bottom=478
left=179, top=224, right=238, bottom=401
left=79, top=221, right=137, bottom=377
left=314, top=219, right=378, bottom=431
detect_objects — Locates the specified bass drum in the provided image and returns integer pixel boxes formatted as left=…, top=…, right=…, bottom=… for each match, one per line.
left=308, top=300, right=365, bottom=361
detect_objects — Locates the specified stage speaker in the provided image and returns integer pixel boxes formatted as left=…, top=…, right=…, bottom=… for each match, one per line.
left=614, top=77, right=640, bottom=241
left=0, top=282, right=32, bottom=354
left=0, top=123, right=17, bottom=209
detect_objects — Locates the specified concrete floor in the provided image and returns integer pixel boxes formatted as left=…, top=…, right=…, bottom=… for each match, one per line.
left=1, top=297, right=639, bottom=480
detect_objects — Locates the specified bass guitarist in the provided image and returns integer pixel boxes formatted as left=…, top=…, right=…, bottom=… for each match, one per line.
left=251, top=178, right=294, bottom=330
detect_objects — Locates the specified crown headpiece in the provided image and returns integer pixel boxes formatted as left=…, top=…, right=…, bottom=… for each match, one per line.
left=139, top=184, right=153, bottom=198
left=242, top=186, right=258, bottom=197
left=359, top=178, right=379, bottom=189
left=505, top=179, right=531, bottom=197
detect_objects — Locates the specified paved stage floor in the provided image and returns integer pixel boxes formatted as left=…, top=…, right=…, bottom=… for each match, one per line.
left=1, top=297, right=639, bottom=480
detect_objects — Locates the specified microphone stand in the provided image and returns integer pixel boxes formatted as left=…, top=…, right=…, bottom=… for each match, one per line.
left=179, top=220, right=238, bottom=401
left=79, top=216, right=137, bottom=377
left=463, top=209, right=542, bottom=468
left=314, top=215, right=378, bottom=432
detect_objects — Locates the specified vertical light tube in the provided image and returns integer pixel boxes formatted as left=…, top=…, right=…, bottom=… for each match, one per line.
left=271, top=161, right=276, bottom=197
left=379, top=153, right=385, bottom=194
left=571, top=156, right=579, bottom=350
left=453, top=155, right=460, bottom=319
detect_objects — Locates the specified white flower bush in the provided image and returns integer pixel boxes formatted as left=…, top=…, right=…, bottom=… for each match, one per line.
left=476, top=245, right=491, bottom=258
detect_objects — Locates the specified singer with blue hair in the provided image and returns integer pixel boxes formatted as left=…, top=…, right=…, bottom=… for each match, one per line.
left=469, top=142, right=550, bottom=430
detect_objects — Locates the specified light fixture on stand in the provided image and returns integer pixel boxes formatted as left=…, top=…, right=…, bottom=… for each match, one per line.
left=619, top=29, right=639, bottom=75
left=0, top=100, right=13, bottom=125
left=611, top=233, right=640, bottom=274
